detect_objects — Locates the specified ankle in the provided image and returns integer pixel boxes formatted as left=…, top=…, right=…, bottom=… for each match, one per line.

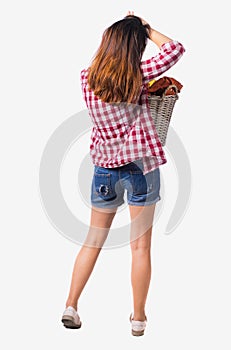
left=132, top=312, right=147, bottom=322
left=65, top=300, right=78, bottom=311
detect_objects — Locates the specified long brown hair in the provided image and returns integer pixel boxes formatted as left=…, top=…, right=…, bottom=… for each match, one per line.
left=87, top=15, right=151, bottom=104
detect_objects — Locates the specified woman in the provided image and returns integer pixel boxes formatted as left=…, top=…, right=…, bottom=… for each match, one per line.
left=61, top=11, right=185, bottom=336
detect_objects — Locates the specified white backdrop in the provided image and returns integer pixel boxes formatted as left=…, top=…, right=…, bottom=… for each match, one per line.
left=1, top=0, right=230, bottom=349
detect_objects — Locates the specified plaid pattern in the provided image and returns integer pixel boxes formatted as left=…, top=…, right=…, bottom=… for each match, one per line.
left=81, top=40, right=185, bottom=175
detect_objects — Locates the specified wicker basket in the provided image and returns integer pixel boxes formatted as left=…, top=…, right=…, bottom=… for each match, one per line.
left=148, top=84, right=179, bottom=146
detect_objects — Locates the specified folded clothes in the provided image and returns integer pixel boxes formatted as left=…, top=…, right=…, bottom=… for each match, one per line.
left=148, top=76, right=183, bottom=96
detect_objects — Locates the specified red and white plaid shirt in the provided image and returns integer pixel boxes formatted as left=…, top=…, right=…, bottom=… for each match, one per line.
left=81, top=40, right=185, bottom=175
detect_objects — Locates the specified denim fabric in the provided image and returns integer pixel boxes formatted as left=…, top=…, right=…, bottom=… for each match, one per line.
left=91, top=158, right=161, bottom=208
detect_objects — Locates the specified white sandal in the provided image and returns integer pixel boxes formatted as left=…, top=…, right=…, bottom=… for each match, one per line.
left=129, top=313, right=147, bottom=336
left=61, top=306, right=82, bottom=329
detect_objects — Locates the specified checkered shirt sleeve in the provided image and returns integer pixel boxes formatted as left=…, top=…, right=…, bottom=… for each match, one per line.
left=141, top=40, right=185, bottom=84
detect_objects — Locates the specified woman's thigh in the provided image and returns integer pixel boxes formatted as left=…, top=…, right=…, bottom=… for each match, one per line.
left=129, top=203, right=156, bottom=246
left=84, top=205, right=118, bottom=248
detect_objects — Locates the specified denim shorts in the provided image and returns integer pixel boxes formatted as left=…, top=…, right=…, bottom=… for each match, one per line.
left=91, top=158, right=161, bottom=209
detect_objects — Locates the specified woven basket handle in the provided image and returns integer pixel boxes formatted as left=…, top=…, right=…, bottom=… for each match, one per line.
left=162, top=84, right=179, bottom=99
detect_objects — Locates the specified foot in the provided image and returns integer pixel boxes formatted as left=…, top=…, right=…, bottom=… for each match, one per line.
left=61, top=306, right=82, bottom=329
left=130, top=313, right=147, bottom=336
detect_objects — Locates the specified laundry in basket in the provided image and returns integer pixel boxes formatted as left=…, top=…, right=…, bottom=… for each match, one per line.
left=147, top=77, right=183, bottom=146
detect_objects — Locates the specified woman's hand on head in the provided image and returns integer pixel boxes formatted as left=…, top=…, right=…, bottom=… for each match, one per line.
left=126, top=11, right=149, bottom=26
left=126, top=10, right=134, bottom=16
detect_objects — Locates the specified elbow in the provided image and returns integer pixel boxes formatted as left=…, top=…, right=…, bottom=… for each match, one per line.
left=175, top=41, right=186, bottom=55
left=179, top=42, right=186, bottom=54
left=166, top=40, right=186, bottom=54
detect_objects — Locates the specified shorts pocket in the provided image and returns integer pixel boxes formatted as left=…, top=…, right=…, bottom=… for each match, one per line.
left=130, top=168, right=160, bottom=195
left=130, top=173, right=148, bottom=194
left=94, top=173, right=117, bottom=201
left=94, top=166, right=110, bottom=175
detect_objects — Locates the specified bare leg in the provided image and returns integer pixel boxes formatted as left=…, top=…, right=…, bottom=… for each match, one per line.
left=65, top=206, right=117, bottom=310
left=129, top=204, right=156, bottom=321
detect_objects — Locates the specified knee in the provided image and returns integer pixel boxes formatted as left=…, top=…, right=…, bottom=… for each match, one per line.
left=130, top=240, right=151, bottom=254
left=84, top=227, right=109, bottom=248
